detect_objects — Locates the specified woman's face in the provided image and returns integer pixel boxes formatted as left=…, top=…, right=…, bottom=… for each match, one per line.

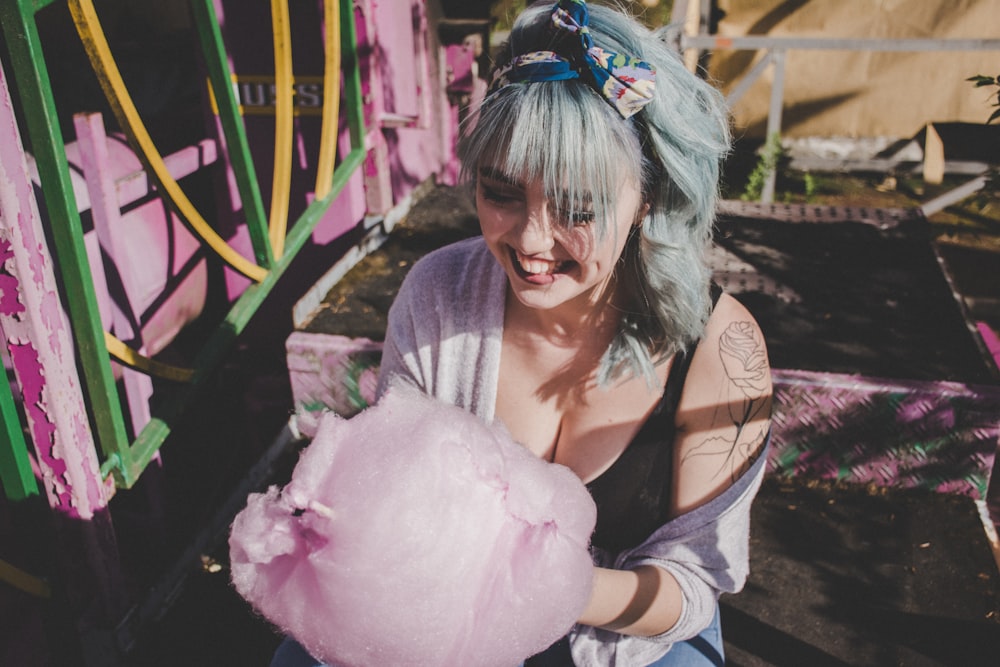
left=476, top=165, right=645, bottom=316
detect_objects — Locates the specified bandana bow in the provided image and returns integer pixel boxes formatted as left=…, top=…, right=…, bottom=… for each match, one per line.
left=489, top=0, right=656, bottom=119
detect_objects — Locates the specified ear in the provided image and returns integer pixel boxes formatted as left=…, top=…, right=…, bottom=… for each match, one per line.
left=634, top=201, right=651, bottom=226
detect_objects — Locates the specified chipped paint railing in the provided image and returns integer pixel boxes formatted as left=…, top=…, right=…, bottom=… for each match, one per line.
left=0, top=373, right=37, bottom=500
left=0, top=0, right=367, bottom=491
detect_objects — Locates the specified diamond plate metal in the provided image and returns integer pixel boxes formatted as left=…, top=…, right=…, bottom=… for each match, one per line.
left=769, top=369, right=1000, bottom=498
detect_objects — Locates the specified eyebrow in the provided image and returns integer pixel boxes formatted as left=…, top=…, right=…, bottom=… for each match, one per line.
left=477, top=166, right=595, bottom=206
left=477, top=166, right=522, bottom=188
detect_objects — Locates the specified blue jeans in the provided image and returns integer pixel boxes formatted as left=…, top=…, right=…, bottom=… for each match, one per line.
left=270, top=606, right=724, bottom=667
left=523, top=606, right=724, bottom=667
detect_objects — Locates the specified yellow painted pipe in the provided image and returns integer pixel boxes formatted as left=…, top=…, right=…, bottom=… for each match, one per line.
left=105, top=332, right=195, bottom=383
left=314, top=0, right=342, bottom=201
left=269, top=0, right=294, bottom=259
left=0, top=559, right=51, bottom=599
left=68, top=0, right=268, bottom=283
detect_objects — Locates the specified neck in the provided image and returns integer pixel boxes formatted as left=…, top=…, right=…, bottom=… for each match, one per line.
left=504, top=283, right=622, bottom=350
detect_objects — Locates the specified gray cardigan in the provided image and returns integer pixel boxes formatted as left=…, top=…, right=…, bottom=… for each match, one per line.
left=376, top=238, right=767, bottom=666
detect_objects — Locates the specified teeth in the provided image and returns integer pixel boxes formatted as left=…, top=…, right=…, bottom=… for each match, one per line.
left=516, top=251, right=560, bottom=275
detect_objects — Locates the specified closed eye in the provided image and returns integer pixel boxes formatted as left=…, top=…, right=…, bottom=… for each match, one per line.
left=552, top=205, right=595, bottom=227
left=479, top=180, right=523, bottom=206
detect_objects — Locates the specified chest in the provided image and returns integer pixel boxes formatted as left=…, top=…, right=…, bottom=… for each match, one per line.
left=494, top=337, right=670, bottom=483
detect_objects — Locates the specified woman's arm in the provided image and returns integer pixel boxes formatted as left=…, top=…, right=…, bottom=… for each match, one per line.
left=579, top=294, right=773, bottom=638
left=579, top=564, right=683, bottom=636
left=672, top=293, right=772, bottom=516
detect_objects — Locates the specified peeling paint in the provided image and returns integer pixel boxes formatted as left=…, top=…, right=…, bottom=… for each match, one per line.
left=0, top=237, right=25, bottom=316
left=0, top=239, right=25, bottom=316
left=72, top=410, right=106, bottom=512
left=8, top=339, right=75, bottom=515
left=40, top=288, right=67, bottom=361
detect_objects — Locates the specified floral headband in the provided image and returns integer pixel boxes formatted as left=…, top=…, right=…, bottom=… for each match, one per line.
left=489, top=0, right=656, bottom=119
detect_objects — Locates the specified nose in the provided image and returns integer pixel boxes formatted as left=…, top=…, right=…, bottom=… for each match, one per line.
left=516, top=196, right=555, bottom=254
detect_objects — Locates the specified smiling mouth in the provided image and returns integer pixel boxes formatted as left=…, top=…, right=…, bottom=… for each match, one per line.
left=510, top=249, right=572, bottom=278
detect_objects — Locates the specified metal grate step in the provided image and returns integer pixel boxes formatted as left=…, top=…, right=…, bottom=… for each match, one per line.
left=718, top=200, right=925, bottom=228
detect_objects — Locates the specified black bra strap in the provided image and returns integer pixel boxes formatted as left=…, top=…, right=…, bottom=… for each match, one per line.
left=662, top=282, right=724, bottom=415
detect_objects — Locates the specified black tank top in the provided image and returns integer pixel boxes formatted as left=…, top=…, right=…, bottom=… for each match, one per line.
left=585, top=285, right=723, bottom=553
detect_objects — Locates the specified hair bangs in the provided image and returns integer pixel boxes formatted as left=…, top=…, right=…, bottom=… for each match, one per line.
left=460, top=80, right=644, bottom=237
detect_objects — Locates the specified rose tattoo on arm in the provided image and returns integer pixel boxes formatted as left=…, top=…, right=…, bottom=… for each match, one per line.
left=719, top=321, right=769, bottom=402
left=682, top=320, right=771, bottom=483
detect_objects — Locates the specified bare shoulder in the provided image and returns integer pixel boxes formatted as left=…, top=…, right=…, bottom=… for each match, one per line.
left=671, top=293, right=773, bottom=515
left=705, top=292, right=764, bottom=341
left=695, top=293, right=771, bottom=396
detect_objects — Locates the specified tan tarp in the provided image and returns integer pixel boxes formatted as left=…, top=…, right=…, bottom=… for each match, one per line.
left=704, top=0, right=1000, bottom=138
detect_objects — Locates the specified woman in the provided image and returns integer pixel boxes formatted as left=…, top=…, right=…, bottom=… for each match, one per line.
left=273, top=0, right=771, bottom=665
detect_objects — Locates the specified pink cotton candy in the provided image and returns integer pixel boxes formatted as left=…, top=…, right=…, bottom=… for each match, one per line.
left=229, top=385, right=597, bottom=667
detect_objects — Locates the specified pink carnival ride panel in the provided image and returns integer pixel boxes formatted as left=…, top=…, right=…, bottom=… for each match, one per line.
left=286, top=331, right=382, bottom=420
left=23, top=133, right=207, bottom=359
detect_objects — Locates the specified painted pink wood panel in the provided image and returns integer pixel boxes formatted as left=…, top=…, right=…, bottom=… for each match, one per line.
left=22, top=135, right=208, bottom=359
